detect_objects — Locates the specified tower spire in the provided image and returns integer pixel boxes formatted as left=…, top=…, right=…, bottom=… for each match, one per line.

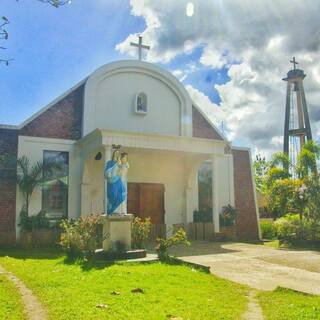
left=283, top=59, right=312, bottom=167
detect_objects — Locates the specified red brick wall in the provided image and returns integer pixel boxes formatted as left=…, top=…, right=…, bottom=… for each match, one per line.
left=232, top=149, right=260, bottom=240
left=20, top=84, right=84, bottom=140
left=192, top=106, right=223, bottom=140
left=0, top=128, right=18, bottom=245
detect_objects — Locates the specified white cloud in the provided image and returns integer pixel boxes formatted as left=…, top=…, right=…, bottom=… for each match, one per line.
left=117, top=0, right=320, bottom=155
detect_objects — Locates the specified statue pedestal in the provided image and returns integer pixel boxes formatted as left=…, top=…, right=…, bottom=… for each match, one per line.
left=101, top=214, right=134, bottom=252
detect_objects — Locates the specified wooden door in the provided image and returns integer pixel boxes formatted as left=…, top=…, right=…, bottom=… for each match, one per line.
left=128, top=183, right=165, bottom=224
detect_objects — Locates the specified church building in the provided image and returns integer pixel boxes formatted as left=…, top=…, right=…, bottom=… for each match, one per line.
left=0, top=60, right=260, bottom=245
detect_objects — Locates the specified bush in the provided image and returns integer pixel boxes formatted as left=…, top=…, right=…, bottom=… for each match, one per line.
left=260, top=220, right=277, bottom=239
left=131, top=217, right=151, bottom=249
left=275, top=214, right=301, bottom=242
left=60, top=214, right=102, bottom=259
left=156, top=228, right=190, bottom=261
left=274, top=214, right=320, bottom=242
left=193, top=209, right=212, bottom=223
left=19, top=209, right=51, bottom=232
left=220, top=205, right=236, bottom=227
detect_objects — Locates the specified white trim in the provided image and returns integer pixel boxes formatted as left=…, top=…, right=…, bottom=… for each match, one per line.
left=191, top=101, right=229, bottom=142
left=75, top=129, right=228, bottom=161
left=18, top=135, right=76, bottom=146
left=231, top=146, right=251, bottom=152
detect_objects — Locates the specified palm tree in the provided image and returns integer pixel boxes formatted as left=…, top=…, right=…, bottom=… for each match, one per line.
left=16, top=156, right=59, bottom=216
left=296, top=140, right=320, bottom=179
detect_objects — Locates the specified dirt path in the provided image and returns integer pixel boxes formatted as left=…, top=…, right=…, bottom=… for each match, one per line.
left=0, top=265, right=48, bottom=320
left=242, top=291, right=264, bottom=320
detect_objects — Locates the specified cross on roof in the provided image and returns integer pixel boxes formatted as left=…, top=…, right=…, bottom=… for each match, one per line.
left=130, top=35, right=150, bottom=61
left=290, top=56, right=299, bottom=70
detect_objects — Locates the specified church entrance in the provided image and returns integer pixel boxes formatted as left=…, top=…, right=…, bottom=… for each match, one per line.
left=127, top=182, right=165, bottom=224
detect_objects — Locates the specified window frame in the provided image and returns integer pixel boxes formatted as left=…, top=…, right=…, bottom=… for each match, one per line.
left=42, top=150, right=69, bottom=220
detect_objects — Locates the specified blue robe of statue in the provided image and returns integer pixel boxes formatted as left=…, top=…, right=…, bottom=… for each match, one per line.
left=105, top=160, right=126, bottom=215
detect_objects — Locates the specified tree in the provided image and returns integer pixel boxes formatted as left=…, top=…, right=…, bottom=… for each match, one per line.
left=0, top=16, right=13, bottom=65
left=253, top=154, right=269, bottom=193
left=16, top=156, right=58, bottom=216
left=296, top=140, right=320, bottom=179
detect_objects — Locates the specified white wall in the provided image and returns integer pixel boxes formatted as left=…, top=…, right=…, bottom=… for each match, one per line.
left=83, top=149, right=187, bottom=226
left=16, top=136, right=81, bottom=237
left=83, top=61, right=193, bottom=137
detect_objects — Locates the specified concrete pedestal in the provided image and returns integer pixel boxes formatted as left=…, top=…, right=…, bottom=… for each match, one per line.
left=102, top=214, right=134, bottom=252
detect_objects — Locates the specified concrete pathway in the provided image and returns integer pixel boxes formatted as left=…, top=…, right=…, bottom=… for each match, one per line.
left=0, top=265, right=48, bottom=320
left=170, top=242, right=320, bottom=295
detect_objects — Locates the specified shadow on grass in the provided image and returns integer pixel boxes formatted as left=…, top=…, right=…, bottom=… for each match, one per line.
left=146, top=241, right=241, bottom=257
left=0, top=246, right=64, bottom=260
left=61, top=255, right=117, bottom=271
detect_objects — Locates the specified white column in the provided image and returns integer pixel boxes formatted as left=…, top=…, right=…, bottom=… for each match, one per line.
left=103, top=146, right=112, bottom=214
left=212, top=157, right=220, bottom=233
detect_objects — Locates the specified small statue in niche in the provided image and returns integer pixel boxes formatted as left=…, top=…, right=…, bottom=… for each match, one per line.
left=136, top=92, right=147, bottom=113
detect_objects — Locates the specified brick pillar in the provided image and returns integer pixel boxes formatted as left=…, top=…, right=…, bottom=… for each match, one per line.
left=0, top=128, right=18, bottom=246
left=232, top=149, right=260, bottom=240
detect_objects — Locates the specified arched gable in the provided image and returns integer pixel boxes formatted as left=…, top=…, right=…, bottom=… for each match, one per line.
left=83, top=60, right=193, bottom=137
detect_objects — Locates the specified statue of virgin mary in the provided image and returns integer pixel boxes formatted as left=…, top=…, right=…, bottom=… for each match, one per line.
left=104, top=149, right=126, bottom=215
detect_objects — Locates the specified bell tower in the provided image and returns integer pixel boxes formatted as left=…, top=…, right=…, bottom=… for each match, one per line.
left=283, top=57, right=312, bottom=163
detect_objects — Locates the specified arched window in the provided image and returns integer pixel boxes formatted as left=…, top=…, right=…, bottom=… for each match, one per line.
left=135, top=92, right=148, bottom=114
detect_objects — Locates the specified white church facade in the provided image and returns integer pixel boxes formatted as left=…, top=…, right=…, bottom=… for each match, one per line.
left=0, top=60, right=260, bottom=245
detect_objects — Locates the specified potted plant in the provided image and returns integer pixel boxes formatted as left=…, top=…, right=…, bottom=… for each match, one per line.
left=16, top=156, right=59, bottom=246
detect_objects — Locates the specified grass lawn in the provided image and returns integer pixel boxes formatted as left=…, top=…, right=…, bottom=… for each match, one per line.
left=258, top=287, right=320, bottom=320
left=0, top=273, right=26, bottom=320
left=0, top=249, right=248, bottom=320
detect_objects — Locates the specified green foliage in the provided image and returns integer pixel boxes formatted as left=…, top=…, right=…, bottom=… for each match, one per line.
left=274, top=214, right=301, bottom=241
left=16, top=156, right=59, bottom=216
left=156, top=228, right=190, bottom=261
left=131, top=217, right=151, bottom=249
left=0, top=275, right=26, bottom=320
left=296, top=140, right=320, bottom=178
left=258, top=287, right=320, bottom=320
left=253, top=154, right=269, bottom=193
left=19, top=209, right=51, bottom=232
left=220, top=204, right=236, bottom=227
left=193, top=209, right=212, bottom=223
left=260, top=220, right=277, bottom=239
left=274, top=214, right=320, bottom=242
left=265, top=178, right=297, bottom=219
left=60, top=214, right=102, bottom=259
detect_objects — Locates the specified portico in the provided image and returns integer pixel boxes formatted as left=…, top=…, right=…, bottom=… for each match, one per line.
left=76, top=128, right=235, bottom=233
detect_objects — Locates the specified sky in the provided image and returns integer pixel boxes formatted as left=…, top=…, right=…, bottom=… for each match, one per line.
left=1, top=0, right=320, bottom=157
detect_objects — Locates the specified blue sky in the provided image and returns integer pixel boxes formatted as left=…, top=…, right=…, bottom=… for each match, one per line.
left=0, top=0, right=229, bottom=126
left=1, top=0, right=320, bottom=155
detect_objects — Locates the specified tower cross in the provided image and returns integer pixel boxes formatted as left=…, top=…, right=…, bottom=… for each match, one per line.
left=130, top=35, right=150, bottom=61
left=290, top=56, right=298, bottom=70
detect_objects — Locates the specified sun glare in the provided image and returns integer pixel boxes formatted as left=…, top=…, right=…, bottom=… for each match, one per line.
left=186, top=2, right=194, bottom=17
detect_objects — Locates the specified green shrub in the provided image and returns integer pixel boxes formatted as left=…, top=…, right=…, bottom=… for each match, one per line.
left=60, top=214, right=102, bottom=259
left=19, top=209, right=51, bottom=232
left=260, top=220, right=277, bottom=239
left=274, top=214, right=320, bottom=242
left=220, top=205, right=236, bottom=227
left=156, top=228, right=190, bottom=261
left=274, top=214, right=301, bottom=241
left=131, top=217, right=151, bottom=249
